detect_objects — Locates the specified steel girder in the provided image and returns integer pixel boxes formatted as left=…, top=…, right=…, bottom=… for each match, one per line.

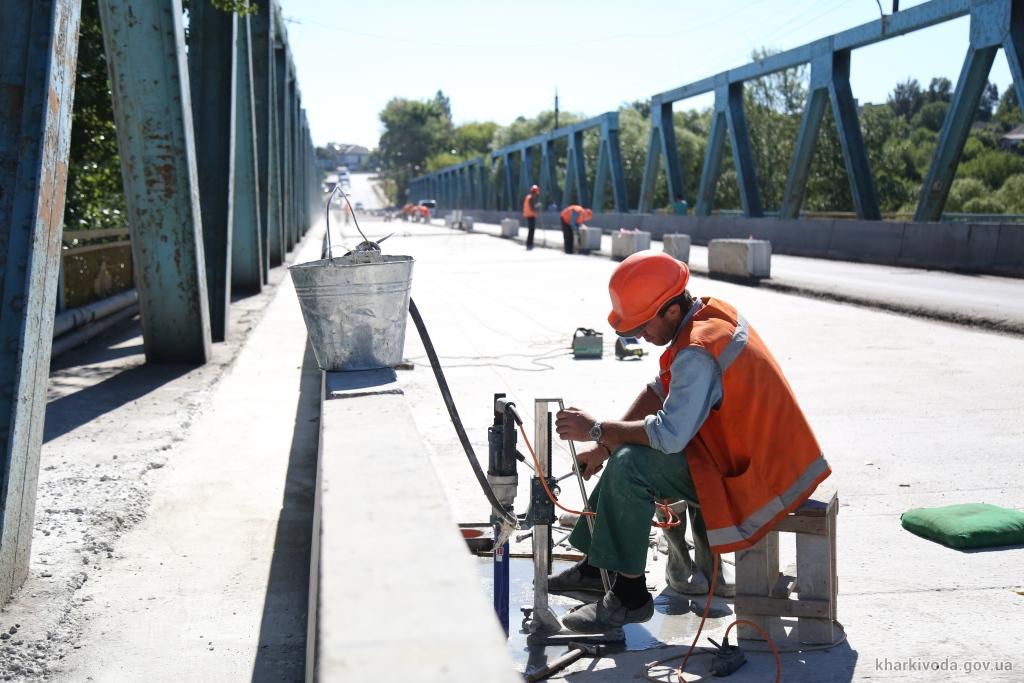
left=188, top=1, right=236, bottom=342
left=916, top=0, right=1024, bottom=221
left=411, top=112, right=627, bottom=212
left=251, top=2, right=278, bottom=280
left=781, top=45, right=881, bottom=220
left=98, top=0, right=212, bottom=363
left=696, top=81, right=763, bottom=217
left=639, top=98, right=684, bottom=213
left=0, top=0, right=82, bottom=604
left=231, top=14, right=264, bottom=294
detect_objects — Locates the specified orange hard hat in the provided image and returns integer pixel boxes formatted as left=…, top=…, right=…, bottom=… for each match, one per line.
left=607, top=250, right=689, bottom=334
left=530, top=184, right=540, bottom=194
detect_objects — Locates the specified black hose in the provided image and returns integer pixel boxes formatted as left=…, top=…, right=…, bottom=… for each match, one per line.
left=408, top=298, right=518, bottom=527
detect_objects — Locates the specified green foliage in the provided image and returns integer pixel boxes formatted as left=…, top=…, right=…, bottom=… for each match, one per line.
left=996, top=174, right=1024, bottom=213
left=888, top=78, right=924, bottom=121
left=377, top=95, right=452, bottom=202
left=912, top=101, right=948, bottom=133
left=993, top=85, right=1021, bottom=132
left=945, top=178, right=988, bottom=212
left=64, top=0, right=126, bottom=233
left=958, top=149, right=1024, bottom=189
left=961, top=196, right=1005, bottom=214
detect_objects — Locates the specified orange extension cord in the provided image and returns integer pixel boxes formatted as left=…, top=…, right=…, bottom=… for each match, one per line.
left=516, top=422, right=783, bottom=682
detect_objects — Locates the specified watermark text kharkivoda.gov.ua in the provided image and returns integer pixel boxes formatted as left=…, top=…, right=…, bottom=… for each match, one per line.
left=875, top=657, right=1014, bottom=675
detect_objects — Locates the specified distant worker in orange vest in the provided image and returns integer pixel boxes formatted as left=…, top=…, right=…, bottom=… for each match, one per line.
left=522, top=184, right=541, bottom=250
left=559, top=204, right=592, bottom=254
left=417, top=204, right=430, bottom=223
left=549, top=251, right=831, bottom=632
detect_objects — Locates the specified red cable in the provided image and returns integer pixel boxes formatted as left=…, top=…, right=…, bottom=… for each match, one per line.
left=517, top=423, right=682, bottom=527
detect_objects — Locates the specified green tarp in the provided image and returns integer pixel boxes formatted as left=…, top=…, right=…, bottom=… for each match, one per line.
left=901, top=503, right=1024, bottom=550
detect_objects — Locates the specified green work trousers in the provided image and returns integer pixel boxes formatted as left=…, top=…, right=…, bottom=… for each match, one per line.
left=568, top=444, right=703, bottom=576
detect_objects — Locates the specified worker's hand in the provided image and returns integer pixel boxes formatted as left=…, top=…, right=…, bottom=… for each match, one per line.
left=555, top=407, right=596, bottom=442
left=575, top=444, right=609, bottom=481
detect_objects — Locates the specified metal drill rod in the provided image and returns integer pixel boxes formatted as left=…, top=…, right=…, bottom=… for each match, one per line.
left=556, top=398, right=612, bottom=595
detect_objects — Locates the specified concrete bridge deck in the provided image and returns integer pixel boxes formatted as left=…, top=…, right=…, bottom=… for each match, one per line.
left=1, top=212, right=1021, bottom=681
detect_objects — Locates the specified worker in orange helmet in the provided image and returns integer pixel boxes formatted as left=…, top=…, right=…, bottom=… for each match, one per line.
left=417, top=203, right=430, bottom=223
left=559, top=204, right=592, bottom=254
left=522, top=184, right=541, bottom=250
left=550, top=251, right=831, bottom=632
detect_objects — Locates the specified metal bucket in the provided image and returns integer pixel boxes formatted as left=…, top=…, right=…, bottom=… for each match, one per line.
left=289, top=250, right=415, bottom=371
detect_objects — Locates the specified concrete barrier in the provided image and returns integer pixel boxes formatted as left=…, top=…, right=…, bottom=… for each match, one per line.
left=313, top=369, right=519, bottom=682
left=708, top=238, right=772, bottom=280
left=577, top=225, right=602, bottom=253
left=611, top=230, right=652, bottom=260
left=500, top=218, right=520, bottom=238
left=663, top=234, right=691, bottom=263
left=434, top=209, right=1023, bottom=276
left=463, top=216, right=474, bottom=231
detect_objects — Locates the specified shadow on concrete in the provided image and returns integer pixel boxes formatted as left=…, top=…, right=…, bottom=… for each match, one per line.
left=45, top=318, right=191, bottom=443
left=252, top=339, right=319, bottom=682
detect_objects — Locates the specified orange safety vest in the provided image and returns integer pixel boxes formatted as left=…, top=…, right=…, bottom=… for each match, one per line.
left=523, top=193, right=539, bottom=218
left=560, top=205, right=584, bottom=225
left=658, top=298, right=830, bottom=553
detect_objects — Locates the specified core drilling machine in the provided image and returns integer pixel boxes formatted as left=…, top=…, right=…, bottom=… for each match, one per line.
left=486, top=394, right=622, bottom=644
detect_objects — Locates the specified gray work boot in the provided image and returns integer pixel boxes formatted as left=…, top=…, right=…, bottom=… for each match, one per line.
left=662, top=505, right=736, bottom=598
left=562, top=590, right=654, bottom=632
left=547, top=561, right=610, bottom=594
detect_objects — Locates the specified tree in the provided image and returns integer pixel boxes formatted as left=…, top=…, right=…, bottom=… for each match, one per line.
left=377, top=97, right=452, bottom=202
left=888, top=78, right=924, bottom=121
left=912, top=101, right=949, bottom=133
left=925, top=77, right=953, bottom=104
left=994, top=85, right=1021, bottom=132
left=64, top=0, right=127, bottom=233
left=976, top=82, right=999, bottom=122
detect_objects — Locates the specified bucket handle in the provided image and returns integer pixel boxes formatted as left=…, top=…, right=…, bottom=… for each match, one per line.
left=324, top=184, right=380, bottom=264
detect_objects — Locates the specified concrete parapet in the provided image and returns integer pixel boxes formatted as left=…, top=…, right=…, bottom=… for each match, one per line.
left=313, top=369, right=518, bottom=682
left=500, top=218, right=520, bottom=238
left=577, top=225, right=603, bottom=253
left=708, top=238, right=772, bottom=280
left=662, top=234, right=691, bottom=263
left=611, top=230, right=651, bottom=260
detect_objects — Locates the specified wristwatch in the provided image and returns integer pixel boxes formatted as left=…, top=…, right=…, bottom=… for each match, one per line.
left=588, top=421, right=603, bottom=442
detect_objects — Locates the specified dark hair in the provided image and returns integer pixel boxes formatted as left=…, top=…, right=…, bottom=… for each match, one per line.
left=658, top=290, right=694, bottom=318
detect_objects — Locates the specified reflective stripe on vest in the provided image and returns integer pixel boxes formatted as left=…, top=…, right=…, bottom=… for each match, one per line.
left=659, top=297, right=830, bottom=553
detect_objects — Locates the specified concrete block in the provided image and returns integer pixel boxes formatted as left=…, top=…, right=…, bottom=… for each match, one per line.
left=611, top=230, right=652, bottom=260
left=708, top=238, right=772, bottom=280
left=577, top=225, right=603, bottom=252
left=500, top=218, right=520, bottom=238
left=663, top=233, right=691, bottom=263
left=462, top=216, right=474, bottom=231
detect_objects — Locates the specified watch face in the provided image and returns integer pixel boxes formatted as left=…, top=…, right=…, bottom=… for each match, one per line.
left=589, top=423, right=602, bottom=441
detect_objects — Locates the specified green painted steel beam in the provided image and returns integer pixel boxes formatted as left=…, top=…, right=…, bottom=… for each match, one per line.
left=250, top=1, right=277, bottom=280
left=0, top=0, right=81, bottom=604
left=98, top=0, right=212, bottom=363
left=188, top=2, right=236, bottom=342
left=917, top=0, right=1015, bottom=221
left=270, top=44, right=286, bottom=264
left=231, top=14, right=264, bottom=294
left=724, top=82, right=763, bottom=218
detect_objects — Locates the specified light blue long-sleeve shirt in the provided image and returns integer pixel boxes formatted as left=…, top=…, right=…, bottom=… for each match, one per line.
left=642, top=301, right=723, bottom=454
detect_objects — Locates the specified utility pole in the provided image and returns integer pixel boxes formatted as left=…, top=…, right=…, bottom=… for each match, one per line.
left=554, top=88, right=559, bottom=131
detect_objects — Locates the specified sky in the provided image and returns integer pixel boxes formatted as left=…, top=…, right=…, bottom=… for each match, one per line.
left=282, top=0, right=1016, bottom=150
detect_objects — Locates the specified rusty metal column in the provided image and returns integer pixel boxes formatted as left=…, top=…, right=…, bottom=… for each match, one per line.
left=0, top=0, right=82, bottom=604
left=251, top=1, right=277, bottom=278
left=188, top=1, right=236, bottom=342
left=231, top=13, right=263, bottom=293
left=98, top=0, right=212, bottom=363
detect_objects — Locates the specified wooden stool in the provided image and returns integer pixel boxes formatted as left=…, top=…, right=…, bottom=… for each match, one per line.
left=734, top=490, right=838, bottom=644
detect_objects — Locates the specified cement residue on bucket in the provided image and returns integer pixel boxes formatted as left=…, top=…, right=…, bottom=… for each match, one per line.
left=289, top=251, right=415, bottom=372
